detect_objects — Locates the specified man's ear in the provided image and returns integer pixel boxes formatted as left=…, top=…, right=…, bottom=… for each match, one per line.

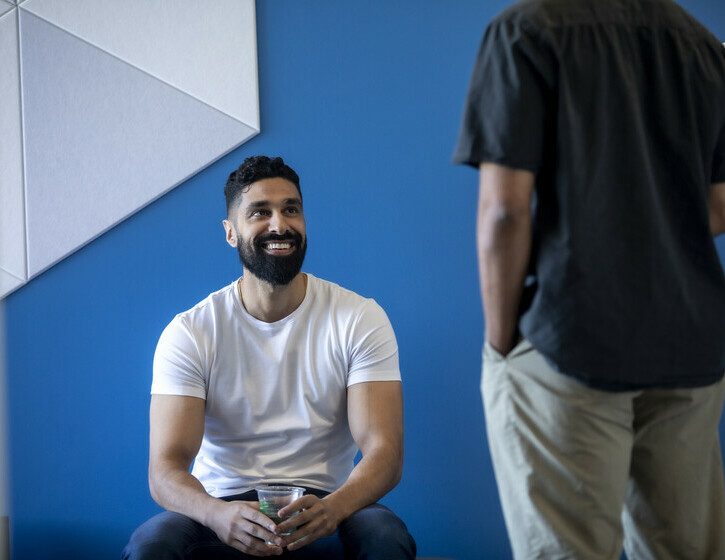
left=223, top=219, right=237, bottom=247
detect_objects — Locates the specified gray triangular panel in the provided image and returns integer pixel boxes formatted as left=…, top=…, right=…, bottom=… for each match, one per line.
left=21, top=11, right=257, bottom=277
left=20, top=0, right=259, bottom=128
left=0, top=10, right=27, bottom=286
left=0, top=268, right=24, bottom=299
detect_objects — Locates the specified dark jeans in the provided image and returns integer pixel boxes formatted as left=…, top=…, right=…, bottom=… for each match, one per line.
left=122, top=487, right=416, bottom=560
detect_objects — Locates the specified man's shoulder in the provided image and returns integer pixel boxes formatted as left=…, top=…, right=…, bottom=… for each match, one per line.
left=307, top=274, right=387, bottom=319
left=308, top=273, right=374, bottom=305
left=496, top=0, right=718, bottom=34
left=492, top=0, right=572, bottom=28
left=169, top=281, right=237, bottom=328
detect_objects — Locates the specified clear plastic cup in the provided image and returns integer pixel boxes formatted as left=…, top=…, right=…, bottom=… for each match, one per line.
left=255, top=485, right=305, bottom=544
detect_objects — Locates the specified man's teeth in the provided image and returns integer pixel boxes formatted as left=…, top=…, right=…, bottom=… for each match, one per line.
left=266, top=242, right=291, bottom=249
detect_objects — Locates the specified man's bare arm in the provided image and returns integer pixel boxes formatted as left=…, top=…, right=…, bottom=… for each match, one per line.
left=278, top=380, right=403, bottom=550
left=477, top=163, right=535, bottom=355
left=709, top=182, right=725, bottom=236
left=149, top=395, right=283, bottom=556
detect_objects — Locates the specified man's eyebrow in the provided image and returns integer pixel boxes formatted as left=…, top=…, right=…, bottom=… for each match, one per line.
left=245, top=200, right=269, bottom=210
left=245, top=197, right=302, bottom=210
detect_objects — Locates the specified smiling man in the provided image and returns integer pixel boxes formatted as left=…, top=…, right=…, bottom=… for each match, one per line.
left=123, top=156, right=416, bottom=559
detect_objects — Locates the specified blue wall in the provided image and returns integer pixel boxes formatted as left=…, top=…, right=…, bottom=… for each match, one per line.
left=4, top=1, right=725, bottom=559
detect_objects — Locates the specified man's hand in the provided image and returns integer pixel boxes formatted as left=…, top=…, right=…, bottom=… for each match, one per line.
left=275, top=495, right=342, bottom=551
left=206, top=499, right=285, bottom=557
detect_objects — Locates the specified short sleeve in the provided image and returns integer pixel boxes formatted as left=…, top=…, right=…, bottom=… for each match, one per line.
left=346, top=300, right=401, bottom=387
left=151, top=315, right=207, bottom=399
left=453, top=15, right=555, bottom=172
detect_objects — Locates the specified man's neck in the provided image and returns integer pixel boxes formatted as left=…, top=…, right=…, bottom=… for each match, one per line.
left=239, top=272, right=307, bottom=323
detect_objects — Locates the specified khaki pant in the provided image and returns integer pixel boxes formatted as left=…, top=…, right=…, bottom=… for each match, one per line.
left=482, top=339, right=725, bottom=560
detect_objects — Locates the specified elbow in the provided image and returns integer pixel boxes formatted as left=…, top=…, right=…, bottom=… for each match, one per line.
left=392, top=456, right=403, bottom=488
left=389, top=445, right=404, bottom=489
left=477, top=202, right=531, bottom=251
left=148, top=469, right=161, bottom=505
left=148, top=461, right=167, bottom=506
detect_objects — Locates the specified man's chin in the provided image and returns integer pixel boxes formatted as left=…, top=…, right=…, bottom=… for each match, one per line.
left=245, top=265, right=303, bottom=287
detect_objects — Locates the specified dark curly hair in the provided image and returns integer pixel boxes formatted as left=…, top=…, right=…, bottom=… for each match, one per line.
left=224, top=155, right=301, bottom=215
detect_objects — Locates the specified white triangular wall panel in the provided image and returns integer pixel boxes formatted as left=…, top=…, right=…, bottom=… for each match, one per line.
left=21, top=0, right=259, bottom=128
left=0, top=10, right=27, bottom=282
left=0, top=269, right=23, bottom=297
left=0, top=2, right=259, bottom=298
left=21, top=10, right=257, bottom=276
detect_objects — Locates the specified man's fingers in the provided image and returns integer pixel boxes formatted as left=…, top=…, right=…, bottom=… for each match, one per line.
left=229, top=505, right=285, bottom=552
left=286, top=531, right=316, bottom=552
left=281, top=512, right=335, bottom=551
left=228, top=527, right=284, bottom=556
left=229, top=537, right=282, bottom=557
left=276, top=495, right=319, bottom=535
left=278, top=494, right=317, bottom=517
left=241, top=507, right=279, bottom=533
left=275, top=507, right=314, bottom=535
left=283, top=519, right=319, bottom=552
left=242, top=521, right=284, bottom=548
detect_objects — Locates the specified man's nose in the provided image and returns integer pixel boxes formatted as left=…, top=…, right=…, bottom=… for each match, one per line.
left=268, top=211, right=289, bottom=234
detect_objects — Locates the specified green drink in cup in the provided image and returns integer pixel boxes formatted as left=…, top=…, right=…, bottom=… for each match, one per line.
left=255, top=485, right=305, bottom=544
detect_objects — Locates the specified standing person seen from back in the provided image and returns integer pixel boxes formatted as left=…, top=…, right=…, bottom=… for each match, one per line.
left=454, top=0, right=725, bottom=558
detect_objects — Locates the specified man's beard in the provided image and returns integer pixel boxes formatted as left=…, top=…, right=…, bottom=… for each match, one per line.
left=237, top=231, right=307, bottom=286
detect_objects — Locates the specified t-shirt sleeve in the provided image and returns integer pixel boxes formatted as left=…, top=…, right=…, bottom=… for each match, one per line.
left=346, top=300, right=401, bottom=387
left=452, top=16, right=555, bottom=172
left=151, top=315, right=207, bottom=399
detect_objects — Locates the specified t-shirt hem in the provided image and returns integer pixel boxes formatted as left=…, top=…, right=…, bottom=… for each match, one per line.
left=150, top=386, right=206, bottom=399
left=211, top=482, right=338, bottom=499
left=530, top=342, right=725, bottom=391
left=452, top=149, right=540, bottom=173
left=347, top=371, right=401, bottom=387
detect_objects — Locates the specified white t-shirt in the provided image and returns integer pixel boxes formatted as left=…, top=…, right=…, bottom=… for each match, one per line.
left=151, top=273, right=401, bottom=497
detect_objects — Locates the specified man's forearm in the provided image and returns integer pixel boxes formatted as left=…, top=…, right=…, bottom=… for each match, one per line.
left=710, top=182, right=725, bottom=236
left=150, top=461, right=222, bottom=527
left=477, top=203, right=532, bottom=354
left=323, top=443, right=401, bottom=522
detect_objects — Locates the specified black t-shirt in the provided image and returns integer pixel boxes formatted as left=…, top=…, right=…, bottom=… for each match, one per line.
left=454, top=0, right=725, bottom=389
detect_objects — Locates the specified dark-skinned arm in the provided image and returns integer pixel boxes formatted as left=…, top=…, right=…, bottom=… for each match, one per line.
left=477, top=162, right=535, bottom=355
left=709, top=182, right=725, bottom=237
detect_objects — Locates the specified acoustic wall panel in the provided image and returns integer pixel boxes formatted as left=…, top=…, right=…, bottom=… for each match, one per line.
left=21, top=11, right=257, bottom=276
left=0, top=11, right=26, bottom=283
left=0, top=270, right=22, bottom=299
left=0, top=1, right=259, bottom=298
left=21, top=0, right=259, bottom=128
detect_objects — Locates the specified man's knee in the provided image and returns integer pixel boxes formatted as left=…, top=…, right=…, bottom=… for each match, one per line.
left=123, top=511, right=206, bottom=560
left=339, top=504, right=416, bottom=559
